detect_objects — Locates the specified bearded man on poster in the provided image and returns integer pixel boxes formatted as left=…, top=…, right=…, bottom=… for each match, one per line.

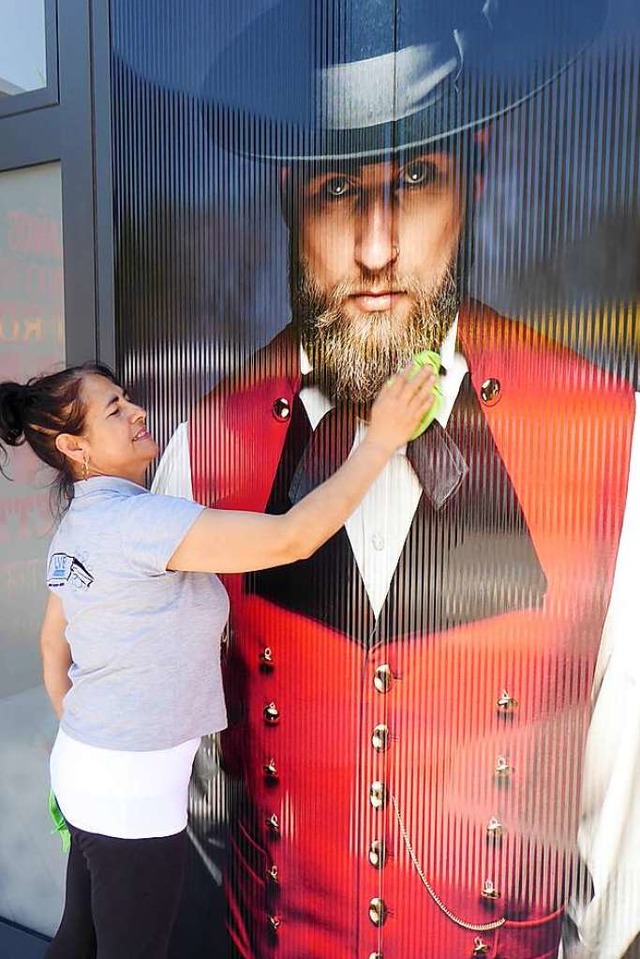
left=154, top=1, right=640, bottom=956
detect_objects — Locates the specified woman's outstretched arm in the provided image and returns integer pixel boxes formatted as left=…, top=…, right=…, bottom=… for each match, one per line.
left=168, top=364, right=436, bottom=575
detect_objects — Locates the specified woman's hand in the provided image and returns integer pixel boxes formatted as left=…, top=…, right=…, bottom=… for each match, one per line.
left=366, top=364, right=438, bottom=454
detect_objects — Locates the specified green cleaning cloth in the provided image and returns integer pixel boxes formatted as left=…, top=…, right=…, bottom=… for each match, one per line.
left=48, top=789, right=71, bottom=853
left=392, top=350, right=443, bottom=439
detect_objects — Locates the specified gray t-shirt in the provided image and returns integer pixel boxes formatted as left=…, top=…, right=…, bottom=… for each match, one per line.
left=47, top=476, right=229, bottom=750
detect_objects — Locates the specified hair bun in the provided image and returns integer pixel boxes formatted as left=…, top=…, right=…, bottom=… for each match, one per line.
left=0, top=381, right=29, bottom=446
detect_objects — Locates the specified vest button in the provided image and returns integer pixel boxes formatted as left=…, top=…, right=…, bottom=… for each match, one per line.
left=486, top=816, right=504, bottom=841
left=272, top=397, right=291, bottom=420
left=369, top=781, right=387, bottom=810
left=264, top=701, right=280, bottom=725
left=368, top=953, right=383, bottom=959
left=481, top=878, right=500, bottom=900
left=373, top=664, right=393, bottom=693
left=263, top=759, right=278, bottom=781
left=266, top=813, right=280, bottom=836
left=480, top=377, right=501, bottom=405
left=472, top=938, right=490, bottom=956
left=495, top=755, right=512, bottom=779
left=368, top=839, right=387, bottom=868
left=496, top=689, right=519, bottom=716
left=371, top=723, right=390, bottom=752
left=266, top=865, right=279, bottom=884
left=259, top=647, right=274, bottom=670
left=368, top=897, right=388, bottom=927
left=267, top=915, right=281, bottom=932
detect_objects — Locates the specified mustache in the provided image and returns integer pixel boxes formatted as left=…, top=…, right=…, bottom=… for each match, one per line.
left=314, top=273, right=429, bottom=308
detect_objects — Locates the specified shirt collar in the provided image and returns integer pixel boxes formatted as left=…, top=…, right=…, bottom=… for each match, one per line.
left=72, top=475, right=148, bottom=499
left=299, top=312, right=468, bottom=430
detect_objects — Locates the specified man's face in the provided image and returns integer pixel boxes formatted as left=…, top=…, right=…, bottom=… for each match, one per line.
left=289, top=149, right=467, bottom=402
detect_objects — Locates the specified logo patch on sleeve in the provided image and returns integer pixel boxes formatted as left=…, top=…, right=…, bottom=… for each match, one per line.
left=47, top=553, right=94, bottom=590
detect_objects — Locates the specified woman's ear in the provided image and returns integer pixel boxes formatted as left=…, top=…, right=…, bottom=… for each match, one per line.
left=55, top=433, right=85, bottom=467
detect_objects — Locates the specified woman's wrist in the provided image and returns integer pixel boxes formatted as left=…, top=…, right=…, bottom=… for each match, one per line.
left=359, top=433, right=396, bottom=460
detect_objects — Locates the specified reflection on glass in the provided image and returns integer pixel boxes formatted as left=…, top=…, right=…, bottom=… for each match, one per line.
left=0, top=0, right=47, bottom=96
left=0, top=162, right=64, bottom=691
left=0, top=163, right=66, bottom=935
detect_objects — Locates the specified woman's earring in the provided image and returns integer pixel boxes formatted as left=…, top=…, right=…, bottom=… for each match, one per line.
left=82, top=453, right=89, bottom=481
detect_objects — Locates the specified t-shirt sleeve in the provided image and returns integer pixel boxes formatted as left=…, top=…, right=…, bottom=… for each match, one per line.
left=119, top=492, right=205, bottom=575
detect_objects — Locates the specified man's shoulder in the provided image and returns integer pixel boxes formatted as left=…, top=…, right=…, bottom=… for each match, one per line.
left=460, top=300, right=636, bottom=401
left=192, top=325, right=300, bottom=420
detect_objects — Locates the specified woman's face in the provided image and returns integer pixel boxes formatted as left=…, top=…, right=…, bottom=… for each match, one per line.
left=75, top=374, right=159, bottom=483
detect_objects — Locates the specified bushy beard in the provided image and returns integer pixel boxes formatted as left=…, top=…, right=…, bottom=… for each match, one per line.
left=290, top=258, right=459, bottom=403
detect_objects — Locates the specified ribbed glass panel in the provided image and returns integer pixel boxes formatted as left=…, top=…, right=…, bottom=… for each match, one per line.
left=111, top=2, right=639, bottom=956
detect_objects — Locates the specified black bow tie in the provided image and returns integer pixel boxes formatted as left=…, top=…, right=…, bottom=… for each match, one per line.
left=288, top=399, right=468, bottom=510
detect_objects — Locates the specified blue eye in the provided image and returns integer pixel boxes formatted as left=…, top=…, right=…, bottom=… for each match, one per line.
left=399, top=160, right=435, bottom=187
left=323, top=176, right=351, bottom=198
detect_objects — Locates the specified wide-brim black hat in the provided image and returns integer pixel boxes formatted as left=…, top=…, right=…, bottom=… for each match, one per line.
left=203, top=0, right=605, bottom=162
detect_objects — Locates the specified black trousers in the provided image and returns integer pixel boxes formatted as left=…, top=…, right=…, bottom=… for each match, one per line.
left=45, top=823, right=188, bottom=959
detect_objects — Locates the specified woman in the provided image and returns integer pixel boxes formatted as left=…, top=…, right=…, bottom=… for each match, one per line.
left=0, top=360, right=435, bottom=959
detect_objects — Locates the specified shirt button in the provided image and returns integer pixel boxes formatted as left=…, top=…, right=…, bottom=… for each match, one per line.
left=371, top=532, right=385, bottom=551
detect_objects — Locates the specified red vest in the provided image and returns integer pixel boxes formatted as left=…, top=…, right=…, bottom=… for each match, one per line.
left=190, top=304, right=634, bottom=959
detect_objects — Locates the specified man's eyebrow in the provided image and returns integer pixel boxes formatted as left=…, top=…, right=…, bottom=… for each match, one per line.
left=104, top=393, right=121, bottom=410
left=297, top=161, right=360, bottom=181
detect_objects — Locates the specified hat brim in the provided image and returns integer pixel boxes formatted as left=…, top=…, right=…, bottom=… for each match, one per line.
left=203, top=0, right=606, bottom=162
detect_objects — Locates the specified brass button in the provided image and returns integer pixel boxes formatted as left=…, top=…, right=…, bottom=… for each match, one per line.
left=368, top=897, right=388, bottom=927
left=368, top=954, right=383, bottom=959
left=266, top=813, right=280, bottom=836
left=272, top=397, right=291, bottom=420
left=472, top=938, right=490, bottom=956
left=486, top=816, right=504, bottom=841
left=266, top=865, right=279, bottom=883
left=371, top=724, right=390, bottom=752
left=373, top=664, right=393, bottom=694
left=268, top=915, right=281, bottom=932
left=259, top=647, right=274, bottom=669
left=495, top=755, right=512, bottom=779
left=263, top=759, right=279, bottom=781
left=481, top=879, right=500, bottom=900
left=480, top=377, right=501, bottom=405
left=496, top=689, right=519, bottom=716
left=368, top=839, right=387, bottom=869
left=264, top=702, right=280, bottom=725
left=369, top=781, right=387, bottom=810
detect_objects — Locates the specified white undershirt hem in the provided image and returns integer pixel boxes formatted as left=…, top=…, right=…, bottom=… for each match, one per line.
left=50, top=728, right=200, bottom=839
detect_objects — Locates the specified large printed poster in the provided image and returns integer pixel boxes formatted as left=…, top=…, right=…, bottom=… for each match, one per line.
left=112, top=1, right=639, bottom=957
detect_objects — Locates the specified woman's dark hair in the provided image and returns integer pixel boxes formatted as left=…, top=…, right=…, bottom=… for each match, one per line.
left=0, top=362, right=119, bottom=513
